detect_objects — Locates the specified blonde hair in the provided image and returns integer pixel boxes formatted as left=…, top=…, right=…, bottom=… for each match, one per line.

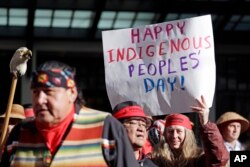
left=152, top=127, right=203, bottom=167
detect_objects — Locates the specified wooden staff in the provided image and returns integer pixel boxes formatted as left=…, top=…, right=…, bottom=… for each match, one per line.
left=0, top=77, right=17, bottom=146
left=0, top=47, right=32, bottom=148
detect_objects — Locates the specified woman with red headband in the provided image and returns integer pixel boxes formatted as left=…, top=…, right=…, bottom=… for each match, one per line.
left=152, top=95, right=229, bottom=167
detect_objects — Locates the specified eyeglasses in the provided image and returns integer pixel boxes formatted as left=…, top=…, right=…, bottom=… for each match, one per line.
left=123, top=119, right=148, bottom=129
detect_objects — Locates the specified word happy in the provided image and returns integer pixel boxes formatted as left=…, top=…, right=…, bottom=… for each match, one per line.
left=131, top=21, right=185, bottom=43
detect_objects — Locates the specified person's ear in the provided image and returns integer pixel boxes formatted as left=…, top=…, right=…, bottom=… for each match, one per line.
left=68, top=87, right=78, bottom=102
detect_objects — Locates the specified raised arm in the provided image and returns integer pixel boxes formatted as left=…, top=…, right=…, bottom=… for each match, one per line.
left=191, top=95, right=209, bottom=126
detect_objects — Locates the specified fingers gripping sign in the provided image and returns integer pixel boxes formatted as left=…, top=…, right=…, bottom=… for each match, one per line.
left=190, top=95, right=210, bottom=125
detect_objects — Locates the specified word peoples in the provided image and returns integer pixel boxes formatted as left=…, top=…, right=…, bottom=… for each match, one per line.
left=128, top=51, right=200, bottom=78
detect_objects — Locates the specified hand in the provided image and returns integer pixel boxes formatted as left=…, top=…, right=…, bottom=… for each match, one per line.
left=190, top=95, right=210, bottom=125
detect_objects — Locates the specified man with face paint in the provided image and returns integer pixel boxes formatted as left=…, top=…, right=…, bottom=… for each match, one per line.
left=0, top=61, right=139, bottom=167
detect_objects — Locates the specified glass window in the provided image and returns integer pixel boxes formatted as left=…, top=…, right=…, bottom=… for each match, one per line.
left=0, top=8, right=7, bottom=25
left=9, top=8, right=28, bottom=26
left=34, top=9, right=53, bottom=27
left=98, top=11, right=116, bottom=29
left=52, top=10, right=72, bottom=28
left=71, top=10, right=95, bottom=28
left=133, top=12, right=156, bottom=27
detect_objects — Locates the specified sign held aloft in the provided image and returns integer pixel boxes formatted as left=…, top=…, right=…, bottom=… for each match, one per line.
left=102, top=15, right=216, bottom=116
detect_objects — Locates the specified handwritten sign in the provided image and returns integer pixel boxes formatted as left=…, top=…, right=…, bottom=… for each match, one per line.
left=102, top=15, right=215, bottom=115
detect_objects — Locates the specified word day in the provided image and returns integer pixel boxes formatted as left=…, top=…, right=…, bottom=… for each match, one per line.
left=143, top=75, right=185, bottom=93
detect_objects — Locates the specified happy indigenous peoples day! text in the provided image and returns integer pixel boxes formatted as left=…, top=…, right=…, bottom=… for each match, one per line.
left=105, top=20, right=212, bottom=93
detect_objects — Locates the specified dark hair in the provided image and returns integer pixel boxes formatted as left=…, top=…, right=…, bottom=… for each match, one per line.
left=113, top=101, right=140, bottom=113
left=36, top=60, right=85, bottom=105
left=37, top=60, right=76, bottom=77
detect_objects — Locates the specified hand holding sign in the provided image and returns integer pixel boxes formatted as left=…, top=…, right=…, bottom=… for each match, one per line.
left=191, top=95, right=210, bottom=126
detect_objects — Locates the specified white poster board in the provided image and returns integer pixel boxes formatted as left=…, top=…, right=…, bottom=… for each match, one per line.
left=102, top=15, right=216, bottom=116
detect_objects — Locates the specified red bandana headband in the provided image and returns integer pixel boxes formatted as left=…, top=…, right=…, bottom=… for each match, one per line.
left=113, top=106, right=146, bottom=120
left=31, top=69, right=75, bottom=89
left=165, top=114, right=192, bottom=130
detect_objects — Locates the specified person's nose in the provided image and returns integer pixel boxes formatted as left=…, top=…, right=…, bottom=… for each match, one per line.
left=236, top=126, right=241, bottom=132
left=36, top=91, right=47, bottom=105
left=172, top=130, right=178, bottom=138
left=137, top=121, right=146, bottom=131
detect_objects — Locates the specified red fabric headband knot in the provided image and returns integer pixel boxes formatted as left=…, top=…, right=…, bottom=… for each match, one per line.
left=165, top=114, right=192, bottom=130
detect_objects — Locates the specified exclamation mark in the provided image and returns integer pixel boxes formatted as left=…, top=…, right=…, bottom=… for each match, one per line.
left=180, top=75, right=185, bottom=90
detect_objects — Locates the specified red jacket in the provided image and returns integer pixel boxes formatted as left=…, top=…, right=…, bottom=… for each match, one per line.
left=199, top=121, right=229, bottom=166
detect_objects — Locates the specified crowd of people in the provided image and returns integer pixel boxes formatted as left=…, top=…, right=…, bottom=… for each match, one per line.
left=0, top=60, right=249, bottom=167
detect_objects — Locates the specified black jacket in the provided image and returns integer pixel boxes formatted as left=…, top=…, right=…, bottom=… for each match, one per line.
left=138, top=155, right=158, bottom=167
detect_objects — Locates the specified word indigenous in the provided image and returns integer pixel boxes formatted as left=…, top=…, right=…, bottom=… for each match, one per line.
left=106, top=36, right=211, bottom=64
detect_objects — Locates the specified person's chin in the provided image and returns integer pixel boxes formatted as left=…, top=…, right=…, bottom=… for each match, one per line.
left=170, top=143, right=180, bottom=149
left=37, top=114, right=52, bottom=122
left=134, top=140, right=145, bottom=147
